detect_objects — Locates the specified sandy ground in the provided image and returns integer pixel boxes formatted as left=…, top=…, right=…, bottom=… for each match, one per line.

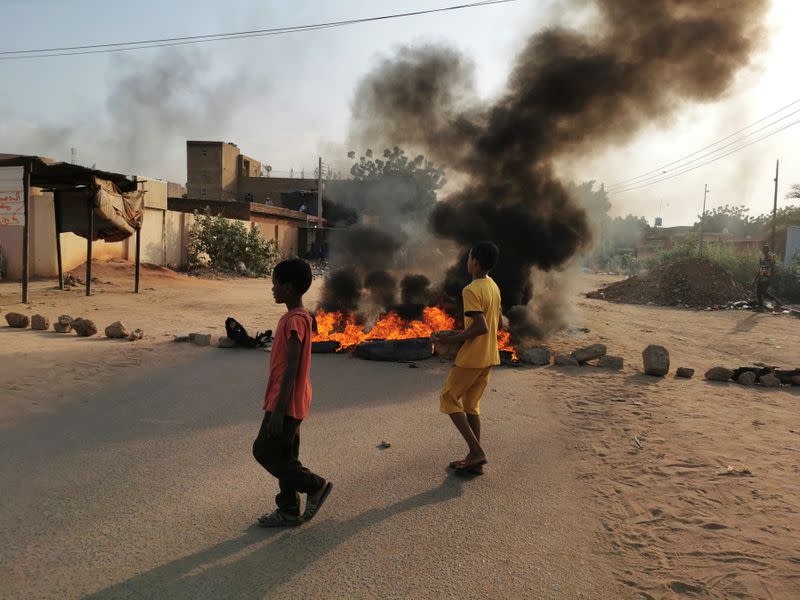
left=1, top=259, right=799, bottom=599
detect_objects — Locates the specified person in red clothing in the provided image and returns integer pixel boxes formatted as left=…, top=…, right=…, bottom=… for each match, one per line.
left=252, top=258, right=332, bottom=527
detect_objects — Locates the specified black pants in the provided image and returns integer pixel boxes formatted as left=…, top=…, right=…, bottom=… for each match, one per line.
left=252, top=411, right=325, bottom=516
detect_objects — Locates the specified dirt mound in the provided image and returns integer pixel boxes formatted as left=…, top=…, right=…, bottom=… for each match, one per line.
left=68, top=258, right=187, bottom=281
left=587, top=257, right=748, bottom=308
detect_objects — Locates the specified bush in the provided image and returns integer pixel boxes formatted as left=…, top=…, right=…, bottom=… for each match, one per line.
left=187, top=210, right=282, bottom=277
left=774, top=255, right=800, bottom=303
left=606, top=252, right=642, bottom=276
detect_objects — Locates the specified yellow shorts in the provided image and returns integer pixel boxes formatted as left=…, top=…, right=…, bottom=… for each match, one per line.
left=439, top=366, right=492, bottom=415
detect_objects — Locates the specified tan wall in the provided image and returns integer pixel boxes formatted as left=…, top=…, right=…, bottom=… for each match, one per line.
left=251, top=215, right=299, bottom=257
left=221, top=143, right=240, bottom=201
left=187, top=142, right=224, bottom=201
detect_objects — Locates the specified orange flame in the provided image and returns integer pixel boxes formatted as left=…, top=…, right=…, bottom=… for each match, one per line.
left=313, top=307, right=518, bottom=359
left=497, top=329, right=518, bottom=361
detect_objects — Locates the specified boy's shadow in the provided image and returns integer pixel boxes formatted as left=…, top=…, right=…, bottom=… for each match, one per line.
left=86, top=473, right=467, bottom=599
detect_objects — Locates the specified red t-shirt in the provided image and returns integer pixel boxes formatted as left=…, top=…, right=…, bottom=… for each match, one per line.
left=263, top=308, right=313, bottom=419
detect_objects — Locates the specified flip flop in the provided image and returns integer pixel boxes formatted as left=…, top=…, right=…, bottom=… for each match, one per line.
left=303, top=481, right=333, bottom=522
left=454, top=458, right=487, bottom=472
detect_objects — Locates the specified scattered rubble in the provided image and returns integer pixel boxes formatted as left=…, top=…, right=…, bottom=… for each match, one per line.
left=705, top=367, right=734, bottom=382
left=572, top=343, right=607, bottom=363
left=53, top=315, right=73, bottom=333
left=587, top=257, right=747, bottom=308
left=31, top=314, right=50, bottom=330
left=518, top=346, right=551, bottom=365
left=759, top=373, right=781, bottom=388
left=105, top=321, right=129, bottom=339
left=736, top=371, right=757, bottom=386
left=676, top=367, right=695, bottom=379
left=218, top=336, right=237, bottom=348
left=128, top=329, right=144, bottom=341
left=5, top=312, right=29, bottom=328
left=71, top=318, right=98, bottom=337
left=642, top=345, right=670, bottom=376
left=598, top=355, right=624, bottom=370
left=189, top=333, right=212, bottom=347
left=554, top=353, right=579, bottom=367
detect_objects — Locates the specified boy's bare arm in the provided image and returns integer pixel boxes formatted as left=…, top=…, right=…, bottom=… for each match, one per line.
left=436, top=311, right=488, bottom=343
left=268, top=331, right=302, bottom=436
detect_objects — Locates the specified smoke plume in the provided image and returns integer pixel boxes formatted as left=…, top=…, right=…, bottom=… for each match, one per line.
left=345, top=0, right=767, bottom=340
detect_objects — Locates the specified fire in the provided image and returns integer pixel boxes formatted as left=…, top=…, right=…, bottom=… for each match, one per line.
left=313, top=307, right=456, bottom=350
left=497, top=328, right=518, bottom=361
left=313, top=307, right=517, bottom=360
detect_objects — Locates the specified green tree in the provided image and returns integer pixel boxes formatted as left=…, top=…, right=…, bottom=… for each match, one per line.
left=693, top=204, right=759, bottom=236
left=330, top=147, right=446, bottom=222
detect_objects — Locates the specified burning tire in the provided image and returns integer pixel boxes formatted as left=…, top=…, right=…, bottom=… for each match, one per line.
left=312, top=340, right=341, bottom=354
left=354, top=338, right=433, bottom=362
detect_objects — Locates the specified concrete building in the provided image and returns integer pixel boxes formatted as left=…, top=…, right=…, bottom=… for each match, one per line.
left=186, top=141, right=322, bottom=208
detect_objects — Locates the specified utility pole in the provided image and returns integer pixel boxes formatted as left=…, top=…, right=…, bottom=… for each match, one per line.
left=317, top=156, right=323, bottom=220
left=698, top=183, right=709, bottom=254
left=770, top=159, right=779, bottom=250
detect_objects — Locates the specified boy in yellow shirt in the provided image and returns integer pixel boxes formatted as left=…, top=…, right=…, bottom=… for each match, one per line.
left=433, top=241, right=501, bottom=475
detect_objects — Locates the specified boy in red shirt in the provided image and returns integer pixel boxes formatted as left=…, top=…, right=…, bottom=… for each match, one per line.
left=252, top=258, right=332, bottom=527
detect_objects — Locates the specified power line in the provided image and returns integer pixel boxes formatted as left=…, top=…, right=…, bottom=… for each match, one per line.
left=608, top=117, right=800, bottom=195
left=606, top=96, right=800, bottom=191
left=0, top=0, right=516, bottom=60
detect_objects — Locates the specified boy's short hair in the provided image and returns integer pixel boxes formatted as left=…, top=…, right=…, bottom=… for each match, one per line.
left=470, top=241, right=499, bottom=271
left=273, top=258, right=313, bottom=295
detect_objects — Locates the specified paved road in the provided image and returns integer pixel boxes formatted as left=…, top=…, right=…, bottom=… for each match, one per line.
left=1, top=349, right=620, bottom=599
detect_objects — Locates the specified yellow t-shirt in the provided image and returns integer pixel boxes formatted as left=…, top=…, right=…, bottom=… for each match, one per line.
left=455, top=276, right=501, bottom=368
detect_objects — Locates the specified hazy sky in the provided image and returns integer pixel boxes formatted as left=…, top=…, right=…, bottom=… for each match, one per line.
left=1, top=0, right=798, bottom=227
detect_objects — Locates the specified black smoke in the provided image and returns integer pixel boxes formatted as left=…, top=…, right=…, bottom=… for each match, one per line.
left=348, top=0, right=767, bottom=339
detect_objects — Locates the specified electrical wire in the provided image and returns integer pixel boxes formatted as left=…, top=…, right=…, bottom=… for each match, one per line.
left=0, top=0, right=516, bottom=60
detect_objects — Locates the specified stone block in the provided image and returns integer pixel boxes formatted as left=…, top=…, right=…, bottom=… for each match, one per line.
left=519, top=347, right=551, bottom=365
left=642, top=345, right=669, bottom=376
left=675, top=367, right=695, bottom=378
left=705, top=367, right=734, bottom=382
left=554, top=353, right=579, bottom=367
left=572, top=343, right=607, bottom=363
left=31, top=314, right=50, bottom=330
left=105, top=321, right=129, bottom=339
left=190, top=333, right=211, bottom=347
left=597, top=355, right=623, bottom=370
left=5, top=312, right=29, bottom=328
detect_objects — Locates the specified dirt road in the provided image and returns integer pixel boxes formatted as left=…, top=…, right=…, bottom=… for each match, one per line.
left=1, top=262, right=798, bottom=598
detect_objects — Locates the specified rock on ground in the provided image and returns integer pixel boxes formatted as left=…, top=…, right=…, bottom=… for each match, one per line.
left=105, top=321, right=129, bottom=339
left=128, top=329, right=144, bottom=341
left=31, top=315, right=50, bottom=330
left=597, top=355, right=623, bottom=370
left=642, top=345, right=670, bottom=376
left=519, top=347, right=551, bottom=365
left=705, top=367, right=734, bottom=382
left=190, top=333, right=212, bottom=347
left=72, top=318, right=98, bottom=337
left=554, top=353, right=579, bottom=367
left=218, top=336, right=237, bottom=348
left=5, top=312, right=30, bottom=328
left=759, top=373, right=781, bottom=388
left=736, top=371, right=757, bottom=386
left=572, top=344, right=607, bottom=363
left=53, top=315, right=73, bottom=333
left=676, top=367, right=695, bottom=378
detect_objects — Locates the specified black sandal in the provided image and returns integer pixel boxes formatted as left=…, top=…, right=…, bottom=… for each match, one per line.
left=303, top=481, right=333, bottom=522
left=257, top=509, right=302, bottom=528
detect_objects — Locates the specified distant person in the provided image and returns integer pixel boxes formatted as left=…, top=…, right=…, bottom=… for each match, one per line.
left=432, top=241, right=502, bottom=476
left=753, top=244, right=781, bottom=310
left=252, top=258, right=332, bottom=526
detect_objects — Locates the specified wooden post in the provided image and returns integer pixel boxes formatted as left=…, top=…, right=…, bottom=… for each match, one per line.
left=770, top=159, right=779, bottom=251
left=21, top=161, right=31, bottom=304
left=86, top=196, right=93, bottom=296
left=134, top=226, right=141, bottom=293
left=54, top=191, right=64, bottom=290
left=317, top=156, right=323, bottom=219
left=698, top=183, right=708, bottom=255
